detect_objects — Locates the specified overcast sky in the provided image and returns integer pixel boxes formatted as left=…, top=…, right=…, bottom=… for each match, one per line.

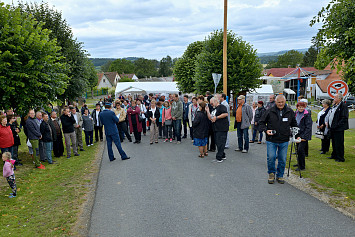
left=3, top=0, right=329, bottom=60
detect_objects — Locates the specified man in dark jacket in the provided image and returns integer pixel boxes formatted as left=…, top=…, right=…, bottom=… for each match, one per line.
left=48, top=111, right=64, bottom=157
left=327, top=93, right=349, bottom=162
left=100, top=103, right=130, bottom=162
left=26, top=109, right=45, bottom=169
left=92, top=104, right=103, bottom=142
left=60, top=107, right=79, bottom=158
left=182, top=95, right=191, bottom=139
left=40, top=113, right=55, bottom=164
left=259, top=95, right=298, bottom=184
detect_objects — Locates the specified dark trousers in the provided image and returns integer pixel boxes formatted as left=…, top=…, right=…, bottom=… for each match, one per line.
left=236, top=122, right=249, bottom=151
left=84, top=130, right=94, bottom=146
left=142, top=119, right=147, bottom=134
left=173, top=119, right=182, bottom=141
left=53, top=135, right=64, bottom=157
left=215, top=131, right=227, bottom=160
left=117, top=122, right=131, bottom=141
left=6, top=174, right=16, bottom=196
left=305, top=141, right=309, bottom=156
left=158, top=122, right=163, bottom=137
left=189, top=127, right=194, bottom=140
left=331, top=130, right=345, bottom=161
left=39, top=140, right=47, bottom=161
left=208, top=127, right=216, bottom=150
left=297, top=141, right=307, bottom=169
left=132, top=123, right=141, bottom=142
left=321, top=136, right=330, bottom=152
left=182, top=118, right=189, bottom=137
left=164, top=125, right=173, bottom=139
left=106, top=133, right=127, bottom=161
left=94, top=125, right=103, bottom=141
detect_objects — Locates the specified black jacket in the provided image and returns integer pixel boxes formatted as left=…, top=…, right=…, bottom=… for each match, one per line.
left=295, top=111, right=312, bottom=141
left=147, top=107, right=160, bottom=126
left=330, top=101, right=349, bottom=132
left=8, top=123, right=21, bottom=146
left=254, top=106, right=266, bottom=130
left=193, top=111, right=210, bottom=139
left=92, top=109, right=103, bottom=127
left=259, top=105, right=298, bottom=143
left=47, top=119, right=58, bottom=141
left=60, top=114, right=75, bottom=133
left=40, top=121, right=53, bottom=142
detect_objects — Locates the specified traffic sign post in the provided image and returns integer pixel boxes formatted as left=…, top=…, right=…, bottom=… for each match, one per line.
left=212, top=73, right=222, bottom=94
left=327, top=80, right=349, bottom=99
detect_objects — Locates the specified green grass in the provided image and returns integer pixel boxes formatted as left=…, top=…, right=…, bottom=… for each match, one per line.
left=0, top=129, right=100, bottom=236
left=288, top=129, right=355, bottom=203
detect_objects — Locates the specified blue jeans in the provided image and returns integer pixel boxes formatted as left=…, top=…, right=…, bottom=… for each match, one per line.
left=252, top=129, right=263, bottom=142
left=266, top=141, right=289, bottom=178
left=106, top=133, right=128, bottom=161
left=173, top=119, right=182, bottom=142
left=236, top=122, right=249, bottom=150
left=44, top=142, right=53, bottom=163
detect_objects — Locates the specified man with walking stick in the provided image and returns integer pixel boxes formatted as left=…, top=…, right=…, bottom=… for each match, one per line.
left=259, top=95, right=299, bottom=184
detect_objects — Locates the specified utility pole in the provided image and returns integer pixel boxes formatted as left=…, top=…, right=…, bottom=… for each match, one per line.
left=223, top=0, right=228, bottom=94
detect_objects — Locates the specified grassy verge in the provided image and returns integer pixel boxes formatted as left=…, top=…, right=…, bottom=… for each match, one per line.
left=0, top=129, right=101, bottom=236
left=288, top=129, right=355, bottom=205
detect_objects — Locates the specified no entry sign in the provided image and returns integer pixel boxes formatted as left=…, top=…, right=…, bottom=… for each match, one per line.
left=327, top=80, right=349, bottom=99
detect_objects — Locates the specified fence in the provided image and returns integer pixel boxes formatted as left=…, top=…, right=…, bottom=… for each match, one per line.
left=84, top=89, right=109, bottom=99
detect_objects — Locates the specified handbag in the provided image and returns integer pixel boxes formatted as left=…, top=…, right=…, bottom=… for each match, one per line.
left=138, top=114, right=144, bottom=122
left=165, top=119, right=172, bottom=126
left=315, top=130, right=324, bottom=139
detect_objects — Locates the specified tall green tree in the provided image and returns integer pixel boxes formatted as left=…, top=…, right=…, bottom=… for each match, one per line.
left=109, top=59, right=135, bottom=74
left=266, top=50, right=304, bottom=68
left=134, top=58, right=158, bottom=78
left=194, top=30, right=262, bottom=95
left=100, top=60, right=113, bottom=72
left=19, top=2, right=95, bottom=102
left=311, top=0, right=355, bottom=94
left=174, top=41, right=204, bottom=93
left=0, top=3, right=68, bottom=113
left=159, top=55, right=173, bottom=77
left=301, top=46, right=319, bottom=67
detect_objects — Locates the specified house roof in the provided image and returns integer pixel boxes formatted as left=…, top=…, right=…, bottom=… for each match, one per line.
left=97, top=73, right=104, bottom=86
left=104, top=72, right=118, bottom=85
left=316, top=62, right=343, bottom=93
left=267, top=67, right=317, bottom=77
left=119, top=73, right=136, bottom=79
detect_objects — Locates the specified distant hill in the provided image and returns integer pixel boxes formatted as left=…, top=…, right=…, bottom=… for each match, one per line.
left=89, top=57, right=140, bottom=67
left=257, top=48, right=308, bottom=64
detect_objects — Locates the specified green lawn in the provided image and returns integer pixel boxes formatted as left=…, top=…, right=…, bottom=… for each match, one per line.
left=0, top=129, right=101, bottom=236
left=288, top=129, right=355, bottom=204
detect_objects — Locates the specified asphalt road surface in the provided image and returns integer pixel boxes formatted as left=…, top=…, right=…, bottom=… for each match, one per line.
left=89, top=132, right=354, bottom=237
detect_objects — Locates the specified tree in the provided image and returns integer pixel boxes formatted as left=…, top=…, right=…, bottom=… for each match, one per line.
left=311, top=0, right=355, bottom=94
left=301, top=46, right=319, bottom=67
left=18, top=2, right=95, bottom=102
left=194, top=30, right=262, bottom=95
left=109, top=59, right=135, bottom=74
left=174, top=41, right=204, bottom=93
left=266, top=50, right=304, bottom=68
left=0, top=3, right=68, bottom=113
left=101, top=60, right=113, bottom=72
left=159, top=55, right=173, bottom=77
left=134, top=58, right=158, bottom=78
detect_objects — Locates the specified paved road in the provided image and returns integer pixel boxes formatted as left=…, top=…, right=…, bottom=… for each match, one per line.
left=89, top=133, right=354, bottom=237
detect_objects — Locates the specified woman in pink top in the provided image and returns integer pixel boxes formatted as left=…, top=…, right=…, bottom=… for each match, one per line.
left=2, top=152, right=16, bottom=198
left=162, top=101, right=173, bottom=142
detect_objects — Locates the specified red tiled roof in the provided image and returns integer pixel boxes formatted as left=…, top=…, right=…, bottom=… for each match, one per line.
left=97, top=73, right=104, bottom=86
left=316, top=62, right=343, bottom=93
left=267, top=67, right=317, bottom=77
left=104, top=72, right=118, bottom=85
left=119, top=73, right=136, bottom=79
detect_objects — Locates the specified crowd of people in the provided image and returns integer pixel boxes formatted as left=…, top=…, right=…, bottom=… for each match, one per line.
left=0, top=91, right=350, bottom=198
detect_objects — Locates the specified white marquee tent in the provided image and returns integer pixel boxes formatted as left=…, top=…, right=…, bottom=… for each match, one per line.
left=246, top=85, right=274, bottom=105
left=115, top=82, right=180, bottom=98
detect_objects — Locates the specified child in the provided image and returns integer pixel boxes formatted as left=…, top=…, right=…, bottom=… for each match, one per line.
left=2, top=152, right=17, bottom=198
left=162, top=101, right=173, bottom=143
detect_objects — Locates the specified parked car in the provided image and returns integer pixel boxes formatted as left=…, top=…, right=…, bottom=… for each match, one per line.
left=344, top=95, right=355, bottom=107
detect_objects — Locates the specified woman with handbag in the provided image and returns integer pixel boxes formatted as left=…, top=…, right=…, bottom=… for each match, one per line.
left=317, top=99, right=331, bottom=154
left=162, top=101, right=173, bottom=143
left=192, top=102, right=209, bottom=158
left=127, top=100, right=142, bottom=144
left=137, top=99, right=147, bottom=136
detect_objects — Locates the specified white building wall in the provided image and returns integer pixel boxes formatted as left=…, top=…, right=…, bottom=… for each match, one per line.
left=97, top=75, right=113, bottom=89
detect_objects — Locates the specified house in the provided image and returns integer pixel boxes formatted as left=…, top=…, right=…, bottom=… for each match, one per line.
left=119, top=73, right=139, bottom=81
left=97, top=72, right=120, bottom=89
left=315, top=63, right=343, bottom=100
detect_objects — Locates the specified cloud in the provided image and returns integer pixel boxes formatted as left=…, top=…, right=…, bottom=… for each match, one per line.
left=2, top=0, right=329, bottom=59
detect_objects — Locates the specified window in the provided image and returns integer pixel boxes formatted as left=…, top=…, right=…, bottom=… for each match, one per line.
left=103, top=79, right=105, bottom=82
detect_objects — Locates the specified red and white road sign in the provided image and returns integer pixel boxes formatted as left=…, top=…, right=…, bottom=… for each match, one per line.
left=327, top=80, right=349, bottom=99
